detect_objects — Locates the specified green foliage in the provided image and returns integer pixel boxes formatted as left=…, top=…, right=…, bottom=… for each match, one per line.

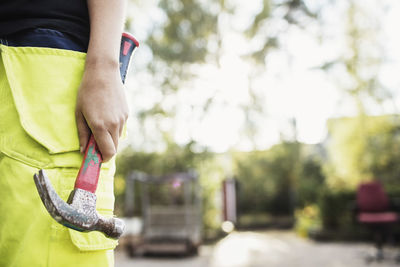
left=234, top=142, right=302, bottom=216
left=246, top=0, right=271, bottom=37
left=196, top=156, right=227, bottom=238
left=319, top=1, right=389, bottom=115
left=294, top=204, right=321, bottom=237
left=297, top=157, right=325, bottom=207
left=146, top=0, right=220, bottom=94
left=325, top=115, right=400, bottom=189
left=244, top=0, right=315, bottom=66
left=150, top=0, right=218, bottom=64
left=364, top=118, right=400, bottom=185
left=234, top=150, right=275, bottom=215
left=232, top=141, right=327, bottom=230
left=117, top=141, right=208, bottom=177
left=318, top=188, right=355, bottom=230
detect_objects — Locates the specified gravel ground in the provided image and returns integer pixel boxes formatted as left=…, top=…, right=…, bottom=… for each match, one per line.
left=115, top=230, right=400, bottom=267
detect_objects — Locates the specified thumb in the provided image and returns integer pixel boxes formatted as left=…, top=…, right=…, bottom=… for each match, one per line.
left=76, top=111, right=91, bottom=153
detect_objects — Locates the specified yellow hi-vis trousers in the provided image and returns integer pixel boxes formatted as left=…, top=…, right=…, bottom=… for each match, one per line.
left=0, top=44, right=118, bottom=266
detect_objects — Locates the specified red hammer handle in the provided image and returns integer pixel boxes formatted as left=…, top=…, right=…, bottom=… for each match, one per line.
left=74, top=33, right=139, bottom=193
left=75, top=135, right=101, bottom=192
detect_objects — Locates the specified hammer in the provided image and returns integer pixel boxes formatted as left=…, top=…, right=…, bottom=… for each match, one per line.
left=33, top=33, right=139, bottom=239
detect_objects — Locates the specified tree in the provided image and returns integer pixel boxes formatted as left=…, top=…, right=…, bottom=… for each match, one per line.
left=321, top=1, right=397, bottom=189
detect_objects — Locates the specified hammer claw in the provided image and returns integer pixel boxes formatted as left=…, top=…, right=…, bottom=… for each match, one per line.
left=33, top=169, right=124, bottom=238
left=34, top=170, right=72, bottom=225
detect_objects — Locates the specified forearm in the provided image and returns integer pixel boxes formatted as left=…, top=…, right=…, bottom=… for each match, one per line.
left=86, top=0, right=127, bottom=70
left=76, top=0, right=129, bottom=161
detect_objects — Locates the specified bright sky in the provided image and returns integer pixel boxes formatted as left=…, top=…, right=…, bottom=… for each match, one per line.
left=124, top=0, right=400, bottom=153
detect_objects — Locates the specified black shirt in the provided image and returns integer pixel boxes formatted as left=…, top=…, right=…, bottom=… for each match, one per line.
left=0, top=0, right=90, bottom=48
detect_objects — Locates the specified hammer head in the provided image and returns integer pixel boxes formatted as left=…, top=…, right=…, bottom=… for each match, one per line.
left=33, top=169, right=124, bottom=239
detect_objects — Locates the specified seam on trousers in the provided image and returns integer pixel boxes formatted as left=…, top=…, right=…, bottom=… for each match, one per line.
left=0, top=149, right=51, bottom=169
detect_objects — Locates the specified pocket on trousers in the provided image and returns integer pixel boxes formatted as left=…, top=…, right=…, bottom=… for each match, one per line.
left=0, top=45, right=86, bottom=154
left=58, top=165, right=118, bottom=251
left=0, top=45, right=119, bottom=251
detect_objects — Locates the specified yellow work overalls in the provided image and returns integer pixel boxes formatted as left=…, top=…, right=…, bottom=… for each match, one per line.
left=0, top=42, right=118, bottom=266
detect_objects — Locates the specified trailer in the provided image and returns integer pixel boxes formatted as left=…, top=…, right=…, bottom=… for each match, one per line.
left=125, top=171, right=202, bottom=256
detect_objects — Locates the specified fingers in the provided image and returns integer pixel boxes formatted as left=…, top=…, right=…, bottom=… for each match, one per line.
left=111, top=124, right=120, bottom=154
left=90, top=123, right=118, bottom=162
left=77, top=111, right=126, bottom=162
left=76, top=111, right=119, bottom=162
left=76, top=111, right=91, bottom=153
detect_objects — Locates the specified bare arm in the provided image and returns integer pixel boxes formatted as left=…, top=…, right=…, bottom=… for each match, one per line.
left=76, top=0, right=128, bottom=162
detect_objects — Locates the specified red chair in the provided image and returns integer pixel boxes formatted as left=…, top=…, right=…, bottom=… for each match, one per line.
left=356, top=181, right=399, bottom=261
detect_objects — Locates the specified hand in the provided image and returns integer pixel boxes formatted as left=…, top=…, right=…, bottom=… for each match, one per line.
left=75, top=63, right=128, bottom=162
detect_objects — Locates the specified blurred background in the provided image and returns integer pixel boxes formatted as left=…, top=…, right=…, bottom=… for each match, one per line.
left=115, top=0, right=400, bottom=266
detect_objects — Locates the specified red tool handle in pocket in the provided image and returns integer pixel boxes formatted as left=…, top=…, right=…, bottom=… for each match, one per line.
left=74, top=33, right=139, bottom=193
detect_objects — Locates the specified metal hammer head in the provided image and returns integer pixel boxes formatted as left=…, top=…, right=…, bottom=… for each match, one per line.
left=33, top=170, right=124, bottom=239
